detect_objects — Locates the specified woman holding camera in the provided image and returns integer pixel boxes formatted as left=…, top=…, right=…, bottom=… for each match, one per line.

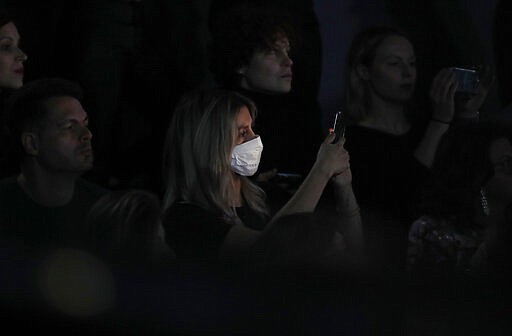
left=162, top=89, right=363, bottom=266
left=343, top=26, right=491, bottom=272
left=209, top=4, right=324, bottom=213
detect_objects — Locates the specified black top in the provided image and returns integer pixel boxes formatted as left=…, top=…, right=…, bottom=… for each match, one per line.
left=345, top=124, right=429, bottom=223
left=163, top=202, right=266, bottom=261
left=0, top=176, right=108, bottom=251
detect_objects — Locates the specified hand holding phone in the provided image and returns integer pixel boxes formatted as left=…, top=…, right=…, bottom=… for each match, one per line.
left=332, top=111, right=345, bottom=144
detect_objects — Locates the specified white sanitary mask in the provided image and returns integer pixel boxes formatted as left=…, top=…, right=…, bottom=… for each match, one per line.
left=230, top=136, right=263, bottom=176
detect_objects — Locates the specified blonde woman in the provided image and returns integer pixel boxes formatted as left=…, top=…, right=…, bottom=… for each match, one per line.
left=162, top=89, right=363, bottom=265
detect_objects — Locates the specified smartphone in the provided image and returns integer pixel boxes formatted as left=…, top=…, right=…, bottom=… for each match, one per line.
left=332, top=111, right=345, bottom=143
left=450, top=67, right=479, bottom=93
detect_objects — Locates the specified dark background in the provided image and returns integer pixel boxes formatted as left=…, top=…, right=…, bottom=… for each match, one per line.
left=1, top=0, right=507, bottom=192
left=0, top=0, right=505, bottom=123
left=1, top=1, right=512, bottom=333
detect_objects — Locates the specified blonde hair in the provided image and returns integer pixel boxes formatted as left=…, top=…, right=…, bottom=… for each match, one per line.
left=86, top=190, right=166, bottom=264
left=344, top=26, right=412, bottom=122
left=163, top=89, right=269, bottom=222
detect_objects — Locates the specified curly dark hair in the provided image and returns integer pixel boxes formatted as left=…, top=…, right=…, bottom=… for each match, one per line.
left=419, top=121, right=512, bottom=228
left=0, top=11, right=12, bottom=28
left=208, top=3, right=295, bottom=88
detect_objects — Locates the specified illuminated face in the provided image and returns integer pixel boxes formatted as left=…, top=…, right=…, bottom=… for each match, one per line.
left=234, top=106, right=257, bottom=145
left=0, top=22, right=27, bottom=90
left=35, top=97, right=93, bottom=173
left=239, top=36, right=293, bottom=94
left=363, top=35, right=416, bottom=104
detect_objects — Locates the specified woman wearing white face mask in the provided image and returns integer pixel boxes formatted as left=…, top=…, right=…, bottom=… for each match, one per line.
left=162, top=89, right=363, bottom=265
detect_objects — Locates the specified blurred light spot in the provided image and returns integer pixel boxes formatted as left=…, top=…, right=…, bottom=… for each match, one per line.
left=37, top=248, right=116, bottom=317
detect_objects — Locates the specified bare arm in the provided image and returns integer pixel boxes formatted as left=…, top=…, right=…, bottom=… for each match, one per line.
left=414, top=67, right=492, bottom=168
left=220, top=134, right=352, bottom=262
left=414, top=68, right=456, bottom=167
left=270, top=133, right=348, bottom=221
left=331, top=167, right=365, bottom=264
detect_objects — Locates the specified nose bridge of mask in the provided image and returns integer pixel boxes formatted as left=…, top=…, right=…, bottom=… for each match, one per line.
left=232, top=136, right=263, bottom=164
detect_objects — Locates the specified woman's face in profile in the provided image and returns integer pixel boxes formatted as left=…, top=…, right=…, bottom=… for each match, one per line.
left=0, top=22, right=26, bottom=90
left=365, top=35, right=416, bottom=104
left=238, top=34, right=293, bottom=95
left=234, top=106, right=257, bottom=146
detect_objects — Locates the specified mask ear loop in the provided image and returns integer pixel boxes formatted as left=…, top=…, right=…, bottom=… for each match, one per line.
left=480, top=188, right=490, bottom=216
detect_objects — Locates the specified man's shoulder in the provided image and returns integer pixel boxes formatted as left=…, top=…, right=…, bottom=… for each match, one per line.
left=0, top=175, right=22, bottom=197
left=71, top=178, right=110, bottom=209
left=75, top=178, right=110, bottom=197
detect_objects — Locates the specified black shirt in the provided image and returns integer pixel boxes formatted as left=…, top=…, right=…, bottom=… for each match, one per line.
left=0, top=176, right=108, bottom=251
left=345, top=124, right=429, bottom=223
left=163, top=202, right=266, bottom=261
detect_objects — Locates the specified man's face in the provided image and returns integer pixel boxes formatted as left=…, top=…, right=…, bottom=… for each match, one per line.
left=35, top=96, right=93, bottom=173
left=239, top=36, right=293, bottom=94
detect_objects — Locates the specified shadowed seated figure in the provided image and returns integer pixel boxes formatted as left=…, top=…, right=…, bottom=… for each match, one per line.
left=86, top=189, right=174, bottom=267
left=0, top=78, right=107, bottom=251
left=408, top=122, right=512, bottom=277
left=162, top=89, right=363, bottom=267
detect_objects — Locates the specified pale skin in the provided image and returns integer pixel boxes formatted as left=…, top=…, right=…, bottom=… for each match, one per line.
left=414, top=66, right=493, bottom=167
left=239, top=35, right=293, bottom=95
left=238, top=34, right=294, bottom=182
left=0, top=22, right=27, bottom=90
left=357, top=35, right=417, bottom=135
left=220, top=107, right=364, bottom=263
left=357, top=35, right=491, bottom=168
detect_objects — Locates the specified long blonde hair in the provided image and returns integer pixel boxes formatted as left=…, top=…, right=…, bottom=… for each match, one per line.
left=163, top=89, right=269, bottom=222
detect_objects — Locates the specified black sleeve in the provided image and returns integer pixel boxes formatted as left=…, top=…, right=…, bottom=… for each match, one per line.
left=163, top=204, right=233, bottom=260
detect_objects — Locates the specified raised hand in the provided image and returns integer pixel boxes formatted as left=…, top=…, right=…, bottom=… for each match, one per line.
left=314, top=133, right=350, bottom=179
left=430, top=68, right=458, bottom=123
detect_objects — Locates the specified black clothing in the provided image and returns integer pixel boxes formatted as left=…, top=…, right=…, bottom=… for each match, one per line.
left=0, top=176, right=108, bottom=251
left=345, top=124, right=429, bottom=223
left=163, top=202, right=266, bottom=261
left=345, top=124, right=430, bottom=273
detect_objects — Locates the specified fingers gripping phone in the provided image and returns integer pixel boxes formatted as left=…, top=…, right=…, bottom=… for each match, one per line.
left=332, top=111, right=345, bottom=144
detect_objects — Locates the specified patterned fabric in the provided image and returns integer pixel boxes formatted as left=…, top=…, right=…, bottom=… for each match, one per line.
left=407, top=216, right=483, bottom=273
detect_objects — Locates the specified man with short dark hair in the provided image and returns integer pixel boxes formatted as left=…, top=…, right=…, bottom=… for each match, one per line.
left=0, top=78, right=108, bottom=250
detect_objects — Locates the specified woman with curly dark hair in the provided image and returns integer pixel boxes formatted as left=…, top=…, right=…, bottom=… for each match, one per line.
left=208, top=3, right=323, bottom=211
